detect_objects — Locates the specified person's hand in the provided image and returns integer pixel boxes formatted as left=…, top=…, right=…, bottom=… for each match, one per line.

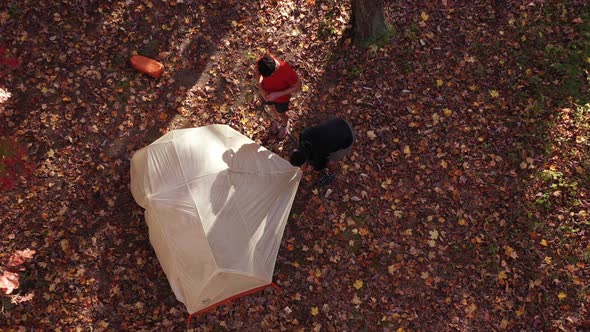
left=266, top=91, right=281, bottom=101
left=300, top=163, right=312, bottom=172
left=259, top=89, right=269, bottom=101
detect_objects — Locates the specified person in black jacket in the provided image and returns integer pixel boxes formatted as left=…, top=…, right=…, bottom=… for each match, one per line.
left=290, top=118, right=354, bottom=184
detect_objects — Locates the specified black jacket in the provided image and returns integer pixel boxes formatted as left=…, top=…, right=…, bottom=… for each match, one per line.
left=299, top=118, right=353, bottom=171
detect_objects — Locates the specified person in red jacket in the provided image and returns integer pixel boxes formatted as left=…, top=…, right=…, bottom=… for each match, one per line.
left=256, top=54, right=301, bottom=139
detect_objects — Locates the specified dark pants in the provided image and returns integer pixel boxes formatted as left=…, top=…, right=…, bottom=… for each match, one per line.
left=266, top=101, right=289, bottom=113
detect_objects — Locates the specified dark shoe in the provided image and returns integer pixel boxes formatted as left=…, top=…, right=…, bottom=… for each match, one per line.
left=317, top=173, right=336, bottom=187
left=277, top=122, right=290, bottom=140
left=270, top=121, right=279, bottom=135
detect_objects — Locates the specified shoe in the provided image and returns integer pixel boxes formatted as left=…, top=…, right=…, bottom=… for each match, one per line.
left=277, top=122, right=290, bottom=140
left=270, top=121, right=279, bottom=135
left=317, top=173, right=336, bottom=186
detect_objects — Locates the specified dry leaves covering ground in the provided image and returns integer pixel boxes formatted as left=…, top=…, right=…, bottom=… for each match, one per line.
left=1, top=0, right=589, bottom=331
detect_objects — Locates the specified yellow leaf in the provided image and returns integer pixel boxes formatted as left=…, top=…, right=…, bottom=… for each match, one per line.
left=353, top=279, right=363, bottom=290
left=436, top=79, right=443, bottom=87
left=403, top=145, right=411, bottom=156
left=367, top=130, right=377, bottom=140
left=420, top=11, right=429, bottom=21
left=540, top=239, right=548, bottom=246
left=489, top=90, right=500, bottom=98
left=381, top=178, right=392, bottom=189
left=458, top=218, right=467, bottom=226
left=498, top=270, right=507, bottom=280
left=443, top=108, right=453, bottom=117
left=429, top=229, right=439, bottom=240
left=63, top=96, right=72, bottom=102
left=544, top=256, right=552, bottom=264
left=311, top=306, right=319, bottom=316
left=440, top=160, right=448, bottom=169
left=315, top=269, right=322, bottom=277
left=558, top=292, right=567, bottom=300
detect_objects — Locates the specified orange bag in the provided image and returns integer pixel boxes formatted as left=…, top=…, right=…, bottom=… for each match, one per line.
left=130, top=55, right=164, bottom=79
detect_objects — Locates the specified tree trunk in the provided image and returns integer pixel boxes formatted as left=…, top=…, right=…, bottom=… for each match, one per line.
left=352, top=0, right=388, bottom=46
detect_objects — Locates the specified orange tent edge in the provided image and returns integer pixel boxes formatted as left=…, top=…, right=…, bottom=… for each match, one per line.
left=186, top=282, right=280, bottom=328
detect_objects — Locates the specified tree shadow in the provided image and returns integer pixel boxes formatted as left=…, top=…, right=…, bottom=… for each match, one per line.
left=0, top=0, right=262, bottom=329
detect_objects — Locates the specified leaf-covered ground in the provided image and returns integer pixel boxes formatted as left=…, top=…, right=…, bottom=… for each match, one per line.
left=1, top=0, right=589, bottom=330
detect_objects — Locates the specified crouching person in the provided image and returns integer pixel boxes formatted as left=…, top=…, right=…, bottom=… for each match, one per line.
left=290, top=118, right=354, bottom=185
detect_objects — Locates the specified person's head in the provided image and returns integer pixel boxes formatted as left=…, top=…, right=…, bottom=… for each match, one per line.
left=290, top=149, right=307, bottom=167
left=257, top=55, right=276, bottom=77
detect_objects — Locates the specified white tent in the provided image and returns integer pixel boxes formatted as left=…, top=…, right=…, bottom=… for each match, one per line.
left=130, top=125, right=301, bottom=316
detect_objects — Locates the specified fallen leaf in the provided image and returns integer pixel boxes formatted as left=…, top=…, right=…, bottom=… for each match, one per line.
left=403, top=145, right=411, bottom=156
left=311, top=306, right=319, bottom=316
left=353, top=279, right=363, bottom=290
left=429, top=229, right=439, bottom=240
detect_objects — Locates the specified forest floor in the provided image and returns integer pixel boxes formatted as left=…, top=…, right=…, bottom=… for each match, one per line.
left=1, top=0, right=589, bottom=331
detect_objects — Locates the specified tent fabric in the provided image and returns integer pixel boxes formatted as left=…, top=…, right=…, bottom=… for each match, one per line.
left=130, top=125, right=301, bottom=314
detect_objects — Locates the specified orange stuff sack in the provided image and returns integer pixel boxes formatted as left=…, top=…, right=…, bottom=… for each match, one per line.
left=130, top=55, right=164, bottom=79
